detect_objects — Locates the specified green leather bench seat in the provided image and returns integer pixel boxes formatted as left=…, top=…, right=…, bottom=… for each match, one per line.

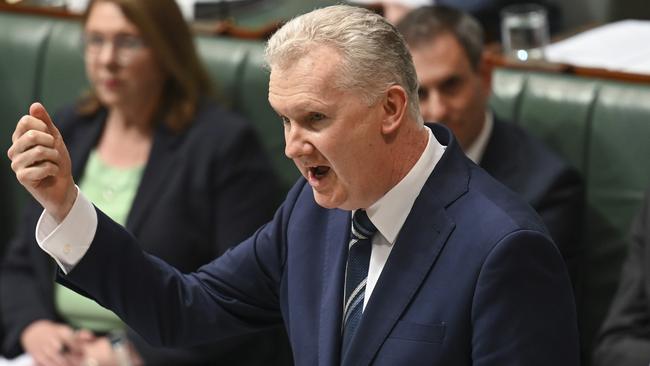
left=490, top=68, right=650, bottom=363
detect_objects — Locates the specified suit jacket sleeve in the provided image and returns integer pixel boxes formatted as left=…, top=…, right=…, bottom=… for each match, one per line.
left=57, top=180, right=304, bottom=349
left=593, top=194, right=650, bottom=366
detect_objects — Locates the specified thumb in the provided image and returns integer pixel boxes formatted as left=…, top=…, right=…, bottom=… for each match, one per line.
left=29, top=102, right=61, bottom=138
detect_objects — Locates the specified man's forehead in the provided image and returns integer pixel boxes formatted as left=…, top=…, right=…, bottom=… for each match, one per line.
left=269, top=48, right=343, bottom=86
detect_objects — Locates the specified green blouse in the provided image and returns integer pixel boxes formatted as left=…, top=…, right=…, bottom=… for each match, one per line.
left=54, top=149, right=145, bottom=332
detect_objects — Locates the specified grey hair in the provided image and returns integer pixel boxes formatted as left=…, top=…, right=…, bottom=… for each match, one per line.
left=265, top=5, right=421, bottom=121
left=397, top=5, right=484, bottom=70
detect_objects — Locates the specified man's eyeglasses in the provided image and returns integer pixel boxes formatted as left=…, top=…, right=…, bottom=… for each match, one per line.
left=82, top=33, right=147, bottom=65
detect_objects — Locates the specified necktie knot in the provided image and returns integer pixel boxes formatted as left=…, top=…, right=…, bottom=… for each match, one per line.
left=351, top=210, right=377, bottom=241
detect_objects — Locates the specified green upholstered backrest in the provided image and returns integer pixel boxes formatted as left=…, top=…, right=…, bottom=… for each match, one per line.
left=39, top=19, right=88, bottom=110
left=195, top=37, right=299, bottom=188
left=490, top=68, right=650, bottom=364
left=0, top=12, right=54, bottom=248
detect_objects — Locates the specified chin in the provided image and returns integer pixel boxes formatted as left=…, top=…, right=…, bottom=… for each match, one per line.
left=96, top=95, right=120, bottom=107
left=312, top=190, right=346, bottom=210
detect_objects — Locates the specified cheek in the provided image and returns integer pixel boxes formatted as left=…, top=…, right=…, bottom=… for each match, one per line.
left=336, top=140, right=372, bottom=182
left=84, top=58, right=98, bottom=82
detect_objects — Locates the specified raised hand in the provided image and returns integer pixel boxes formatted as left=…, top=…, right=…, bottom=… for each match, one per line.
left=7, top=102, right=76, bottom=222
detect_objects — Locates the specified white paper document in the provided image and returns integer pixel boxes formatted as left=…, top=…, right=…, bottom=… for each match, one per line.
left=545, top=20, right=650, bottom=74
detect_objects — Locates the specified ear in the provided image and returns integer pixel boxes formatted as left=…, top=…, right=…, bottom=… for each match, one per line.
left=478, top=50, right=492, bottom=96
left=380, top=84, right=409, bottom=135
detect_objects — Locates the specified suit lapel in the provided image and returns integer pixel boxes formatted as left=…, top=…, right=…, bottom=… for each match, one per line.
left=126, top=123, right=181, bottom=233
left=342, top=124, right=469, bottom=366
left=318, top=209, right=351, bottom=366
left=342, top=191, right=454, bottom=366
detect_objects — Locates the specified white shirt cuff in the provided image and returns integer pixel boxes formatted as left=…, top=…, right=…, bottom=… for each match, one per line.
left=35, top=186, right=98, bottom=274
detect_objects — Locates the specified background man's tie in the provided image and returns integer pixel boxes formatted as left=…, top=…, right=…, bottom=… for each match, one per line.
left=341, top=209, right=377, bottom=358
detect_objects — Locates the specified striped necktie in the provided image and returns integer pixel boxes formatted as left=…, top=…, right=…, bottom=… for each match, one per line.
left=341, top=209, right=377, bottom=358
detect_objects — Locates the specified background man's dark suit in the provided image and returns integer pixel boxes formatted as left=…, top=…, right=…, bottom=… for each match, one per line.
left=59, top=124, right=580, bottom=365
left=480, top=117, right=584, bottom=283
left=0, top=103, right=292, bottom=365
left=593, top=192, right=650, bottom=366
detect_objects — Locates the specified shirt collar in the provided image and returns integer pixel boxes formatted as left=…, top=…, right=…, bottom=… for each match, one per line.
left=361, top=127, right=445, bottom=245
left=465, top=111, right=493, bottom=164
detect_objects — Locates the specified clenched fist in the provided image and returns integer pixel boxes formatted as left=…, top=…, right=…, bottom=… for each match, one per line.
left=7, top=102, right=76, bottom=222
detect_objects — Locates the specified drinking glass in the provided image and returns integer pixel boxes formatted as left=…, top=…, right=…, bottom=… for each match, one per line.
left=501, top=3, right=549, bottom=62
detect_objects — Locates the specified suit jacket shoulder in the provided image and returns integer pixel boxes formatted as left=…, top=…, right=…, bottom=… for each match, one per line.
left=480, top=118, right=578, bottom=206
left=480, top=117, right=584, bottom=284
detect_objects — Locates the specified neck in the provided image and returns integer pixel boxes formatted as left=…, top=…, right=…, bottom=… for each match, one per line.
left=384, top=121, right=429, bottom=193
left=106, top=107, right=155, bottom=135
left=98, top=98, right=158, bottom=168
left=108, top=87, right=162, bottom=131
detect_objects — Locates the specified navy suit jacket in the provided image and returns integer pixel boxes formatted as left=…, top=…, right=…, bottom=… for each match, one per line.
left=60, top=123, right=580, bottom=365
left=481, top=118, right=584, bottom=285
left=0, top=102, right=291, bottom=364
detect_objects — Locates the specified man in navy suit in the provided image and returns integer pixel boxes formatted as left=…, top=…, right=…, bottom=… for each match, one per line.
left=397, top=5, right=584, bottom=287
left=7, top=5, right=579, bottom=365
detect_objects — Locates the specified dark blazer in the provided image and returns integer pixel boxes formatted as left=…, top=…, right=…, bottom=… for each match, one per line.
left=0, top=102, right=292, bottom=364
left=58, top=123, right=580, bottom=365
left=481, top=118, right=584, bottom=284
left=593, top=192, right=650, bottom=366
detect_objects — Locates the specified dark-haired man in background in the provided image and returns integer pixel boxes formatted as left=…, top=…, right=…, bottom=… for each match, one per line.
left=397, top=5, right=584, bottom=286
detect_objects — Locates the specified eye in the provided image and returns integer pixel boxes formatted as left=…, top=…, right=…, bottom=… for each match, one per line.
left=83, top=33, right=105, bottom=49
left=440, top=77, right=462, bottom=95
left=280, top=115, right=290, bottom=124
left=115, top=34, right=145, bottom=51
left=417, top=87, right=428, bottom=101
left=309, top=112, right=326, bottom=122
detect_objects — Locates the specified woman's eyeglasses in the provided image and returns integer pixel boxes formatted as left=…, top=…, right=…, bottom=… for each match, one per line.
left=82, top=32, right=146, bottom=65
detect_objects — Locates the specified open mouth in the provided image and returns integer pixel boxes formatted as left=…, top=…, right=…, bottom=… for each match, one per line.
left=308, top=165, right=330, bottom=181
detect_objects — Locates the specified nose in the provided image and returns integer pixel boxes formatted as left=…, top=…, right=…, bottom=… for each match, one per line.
left=97, top=42, right=119, bottom=66
left=284, top=123, right=313, bottom=159
left=420, top=92, right=448, bottom=123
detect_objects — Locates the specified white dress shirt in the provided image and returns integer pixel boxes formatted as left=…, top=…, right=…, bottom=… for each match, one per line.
left=361, top=127, right=445, bottom=309
left=464, top=111, right=494, bottom=165
left=36, top=186, right=97, bottom=274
